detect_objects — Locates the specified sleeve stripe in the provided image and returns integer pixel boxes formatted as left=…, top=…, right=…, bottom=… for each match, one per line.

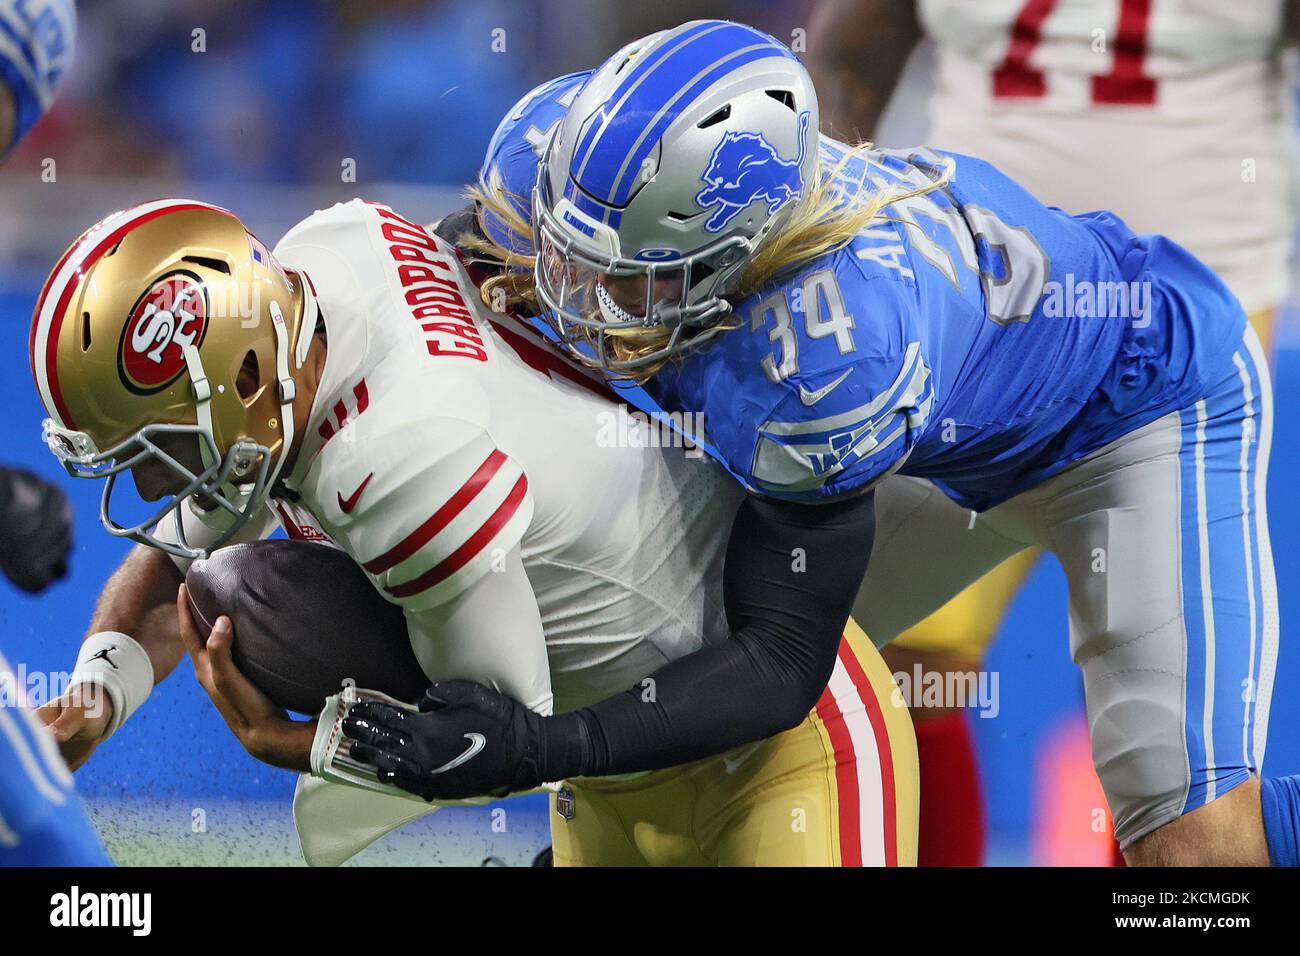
left=361, top=449, right=509, bottom=575
left=759, top=343, right=924, bottom=438
left=383, top=474, right=529, bottom=599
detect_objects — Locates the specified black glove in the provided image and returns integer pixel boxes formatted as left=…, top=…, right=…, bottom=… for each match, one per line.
left=343, top=681, right=552, bottom=802
left=0, top=466, right=72, bottom=593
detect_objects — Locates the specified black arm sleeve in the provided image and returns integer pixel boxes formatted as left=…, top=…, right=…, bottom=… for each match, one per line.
left=538, top=489, right=876, bottom=779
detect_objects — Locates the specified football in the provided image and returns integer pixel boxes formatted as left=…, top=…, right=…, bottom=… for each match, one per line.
left=184, top=539, right=430, bottom=715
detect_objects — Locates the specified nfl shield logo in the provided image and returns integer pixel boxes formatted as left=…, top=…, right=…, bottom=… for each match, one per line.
left=555, top=786, right=576, bottom=822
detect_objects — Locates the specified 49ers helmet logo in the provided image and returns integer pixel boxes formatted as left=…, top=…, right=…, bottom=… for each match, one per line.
left=118, top=271, right=209, bottom=394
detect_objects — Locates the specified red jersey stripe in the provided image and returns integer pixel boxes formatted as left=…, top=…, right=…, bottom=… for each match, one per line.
left=362, top=449, right=509, bottom=575
left=384, top=473, right=528, bottom=599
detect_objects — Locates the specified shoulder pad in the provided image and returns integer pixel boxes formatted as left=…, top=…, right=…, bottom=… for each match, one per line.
left=308, top=409, right=532, bottom=612
left=686, top=249, right=929, bottom=499
left=275, top=199, right=377, bottom=255
left=748, top=341, right=933, bottom=500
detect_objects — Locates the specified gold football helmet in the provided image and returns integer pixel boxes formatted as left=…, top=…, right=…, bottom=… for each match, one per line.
left=30, top=199, right=318, bottom=559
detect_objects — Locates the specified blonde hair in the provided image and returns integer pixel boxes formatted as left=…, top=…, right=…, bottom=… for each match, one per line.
left=466, top=143, right=953, bottom=382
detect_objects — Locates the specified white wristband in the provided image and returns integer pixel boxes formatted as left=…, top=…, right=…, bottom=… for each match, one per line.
left=71, top=632, right=154, bottom=741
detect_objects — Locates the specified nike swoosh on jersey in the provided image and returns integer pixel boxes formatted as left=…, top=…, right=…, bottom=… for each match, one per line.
left=432, top=733, right=487, bottom=775
left=797, top=368, right=852, bottom=406
left=337, top=473, right=375, bottom=514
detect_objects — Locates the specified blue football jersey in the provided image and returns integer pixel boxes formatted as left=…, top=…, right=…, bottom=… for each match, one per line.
left=0, top=655, right=110, bottom=865
left=484, top=84, right=1248, bottom=511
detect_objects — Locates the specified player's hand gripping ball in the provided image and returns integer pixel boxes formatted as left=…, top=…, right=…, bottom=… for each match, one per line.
left=184, top=540, right=429, bottom=715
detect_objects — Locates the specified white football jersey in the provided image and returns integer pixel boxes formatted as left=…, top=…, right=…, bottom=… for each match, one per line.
left=918, top=0, right=1296, bottom=312
left=260, top=199, right=739, bottom=713
left=920, top=0, right=1284, bottom=88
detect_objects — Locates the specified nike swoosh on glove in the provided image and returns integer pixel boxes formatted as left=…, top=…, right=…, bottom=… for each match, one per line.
left=0, top=466, right=72, bottom=593
left=342, top=681, right=549, bottom=802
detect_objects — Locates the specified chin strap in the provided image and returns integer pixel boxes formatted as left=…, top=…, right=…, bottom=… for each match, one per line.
left=183, top=344, right=216, bottom=469
left=294, top=272, right=319, bottom=367
left=265, top=299, right=297, bottom=491
left=182, top=284, right=306, bottom=535
left=264, top=276, right=324, bottom=496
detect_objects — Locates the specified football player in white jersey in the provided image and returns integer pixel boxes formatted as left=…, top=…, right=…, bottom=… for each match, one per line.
left=30, top=197, right=917, bottom=866
left=808, top=0, right=1299, bottom=864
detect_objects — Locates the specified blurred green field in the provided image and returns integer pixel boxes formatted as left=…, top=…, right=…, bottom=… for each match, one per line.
left=85, top=796, right=551, bottom=867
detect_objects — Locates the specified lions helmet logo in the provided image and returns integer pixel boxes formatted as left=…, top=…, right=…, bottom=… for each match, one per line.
left=118, top=271, right=208, bottom=394
left=694, top=111, right=810, bottom=234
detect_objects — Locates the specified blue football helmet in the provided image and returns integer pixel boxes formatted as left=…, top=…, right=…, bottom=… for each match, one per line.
left=533, top=19, right=818, bottom=371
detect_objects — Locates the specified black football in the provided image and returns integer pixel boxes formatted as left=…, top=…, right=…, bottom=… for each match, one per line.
left=185, top=539, right=429, bottom=715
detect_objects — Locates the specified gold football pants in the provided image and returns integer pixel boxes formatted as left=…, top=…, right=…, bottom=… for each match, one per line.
left=549, top=622, right=918, bottom=866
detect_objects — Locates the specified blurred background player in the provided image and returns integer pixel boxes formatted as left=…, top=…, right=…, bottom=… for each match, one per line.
left=808, top=0, right=1300, bottom=865
left=0, top=0, right=108, bottom=866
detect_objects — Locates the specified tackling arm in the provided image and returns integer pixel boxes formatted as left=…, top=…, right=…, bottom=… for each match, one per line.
left=344, top=490, right=877, bottom=800
left=288, top=551, right=554, bottom=866
left=541, top=490, right=876, bottom=777
left=805, top=0, right=923, bottom=143
left=314, top=545, right=554, bottom=800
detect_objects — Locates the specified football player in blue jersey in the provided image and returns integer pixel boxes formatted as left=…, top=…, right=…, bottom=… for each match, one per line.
left=346, top=20, right=1299, bottom=867
left=0, top=0, right=108, bottom=867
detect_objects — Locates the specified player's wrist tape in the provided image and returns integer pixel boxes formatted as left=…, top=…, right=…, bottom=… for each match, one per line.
left=70, top=632, right=153, bottom=740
